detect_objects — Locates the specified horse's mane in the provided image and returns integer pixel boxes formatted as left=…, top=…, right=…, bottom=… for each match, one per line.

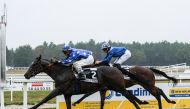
left=41, top=58, right=72, bottom=69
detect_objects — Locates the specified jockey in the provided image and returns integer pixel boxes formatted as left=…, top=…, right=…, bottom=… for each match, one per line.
left=59, top=44, right=94, bottom=80
left=95, top=42, right=131, bottom=69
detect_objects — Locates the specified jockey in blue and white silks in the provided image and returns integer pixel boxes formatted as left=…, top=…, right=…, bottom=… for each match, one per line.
left=95, top=42, right=131, bottom=68
left=60, top=44, right=94, bottom=80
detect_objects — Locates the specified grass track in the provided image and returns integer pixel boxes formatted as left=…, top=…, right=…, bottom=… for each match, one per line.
left=4, top=91, right=56, bottom=105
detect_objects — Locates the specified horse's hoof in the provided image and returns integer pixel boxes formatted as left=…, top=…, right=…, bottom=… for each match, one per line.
left=171, top=101, right=176, bottom=104
left=142, top=101, right=149, bottom=104
left=29, top=106, right=37, bottom=109
left=72, top=103, right=76, bottom=106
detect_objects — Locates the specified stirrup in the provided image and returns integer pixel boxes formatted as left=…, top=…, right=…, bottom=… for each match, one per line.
left=77, top=73, right=86, bottom=80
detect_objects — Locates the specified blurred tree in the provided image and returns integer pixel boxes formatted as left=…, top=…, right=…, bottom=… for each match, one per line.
left=13, top=45, right=34, bottom=67
left=6, top=39, right=190, bottom=66
left=6, top=47, right=14, bottom=66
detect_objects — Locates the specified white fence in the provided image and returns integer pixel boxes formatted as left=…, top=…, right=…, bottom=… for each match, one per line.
left=144, top=63, right=189, bottom=74
left=5, top=74, right=54, bottom=109
left=8, top=63, right=190, bottom=74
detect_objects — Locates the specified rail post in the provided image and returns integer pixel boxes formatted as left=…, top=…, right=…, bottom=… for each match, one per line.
left=23, top=82, right=28, bottom=109
left=0, top=3, right=7, bottom=109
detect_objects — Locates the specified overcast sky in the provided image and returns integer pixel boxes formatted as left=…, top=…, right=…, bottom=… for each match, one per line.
left=1, top=0, right=190, bottom=49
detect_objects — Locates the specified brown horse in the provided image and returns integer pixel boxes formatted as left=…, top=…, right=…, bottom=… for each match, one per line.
left=72, top=65, right=177, bottom=109
left=24, top=55, right=148, bottom=109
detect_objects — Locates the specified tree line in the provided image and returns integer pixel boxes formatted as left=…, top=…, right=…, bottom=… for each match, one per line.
left=6, top=39, right=190, bottom=67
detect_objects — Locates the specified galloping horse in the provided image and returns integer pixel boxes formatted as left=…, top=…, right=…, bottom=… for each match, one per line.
left=24, top=55, right=148, bottom=109
left=72, top=65, right=177, bottom=109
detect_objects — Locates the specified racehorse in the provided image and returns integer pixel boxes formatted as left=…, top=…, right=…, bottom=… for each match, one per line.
left=72, top=65, right=177, bottom=109
left=24, top=55, right=148, bottom=109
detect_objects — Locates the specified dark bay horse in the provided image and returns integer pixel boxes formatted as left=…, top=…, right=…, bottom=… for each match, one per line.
left=72, top=65, right=177, bottom=109
left=24, top=55, right=147, bottom=109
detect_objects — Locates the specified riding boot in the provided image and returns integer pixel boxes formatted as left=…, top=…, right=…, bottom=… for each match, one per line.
left=113, top=64, right=130, bottom=75
left=113, top=64, right=122, bottom=69
left=113, top=64, right=123, bottom=72
left=77, top=71, right=86, bottom=80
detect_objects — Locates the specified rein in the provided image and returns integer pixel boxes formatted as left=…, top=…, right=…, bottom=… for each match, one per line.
left=40, top=59, right=55, bottom=69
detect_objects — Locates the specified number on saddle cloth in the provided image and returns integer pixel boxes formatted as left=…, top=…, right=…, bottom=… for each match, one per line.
left=82, top=68, right=97, bottom=79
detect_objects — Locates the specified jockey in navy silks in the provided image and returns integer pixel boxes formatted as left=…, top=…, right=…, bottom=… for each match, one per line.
left=95, top=42, right=131, bottom=69
left=59, top=44, right=94, bottom=80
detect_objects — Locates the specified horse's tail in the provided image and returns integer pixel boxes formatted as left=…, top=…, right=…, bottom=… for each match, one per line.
left=149, top=68, right=178, bottom=85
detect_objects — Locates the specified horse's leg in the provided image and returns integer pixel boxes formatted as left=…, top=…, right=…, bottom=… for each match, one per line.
left=158, top=88, right=176, bottom=104
left=155, top=94, right=162, bottom=109
left=64, top=94, right=72, bottom=109
left=125, top=80, right=135, bottom=88
left=107, top=85, right=140, bottom=109
left=124, top=79, right=148, bottom=104
left=72, top=92, right=97, bottom=106
left=100, top=90, right=106, bottom=109
left=145, top=86, right=163, bottom=109
left=126, top=90, right=148, bottom=105
left=29, top=88, right=61, bottom=109
left=119, top=90, right=141, bottom=109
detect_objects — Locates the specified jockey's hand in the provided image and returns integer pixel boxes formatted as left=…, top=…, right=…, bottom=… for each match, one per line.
left=51, top=57, right=58, bottom=63
left=95, top=61, right=102, bottom=65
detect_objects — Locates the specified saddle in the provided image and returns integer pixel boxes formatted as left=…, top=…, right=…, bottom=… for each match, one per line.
left=73, top=65, right=130, bottom=83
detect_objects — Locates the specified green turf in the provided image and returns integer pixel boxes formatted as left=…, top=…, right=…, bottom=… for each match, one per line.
left=4, top=91, right=56, bottom=105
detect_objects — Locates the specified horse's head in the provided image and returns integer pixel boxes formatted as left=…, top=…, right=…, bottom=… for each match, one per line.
left=24, top=55, right=49, bottom=79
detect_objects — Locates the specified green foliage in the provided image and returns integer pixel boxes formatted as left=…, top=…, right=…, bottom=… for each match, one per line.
left=6, top=47, right=14, bottom=66
left=6, top=40, right=190, bottom=66
left=13, top=45, right=34, bottom=67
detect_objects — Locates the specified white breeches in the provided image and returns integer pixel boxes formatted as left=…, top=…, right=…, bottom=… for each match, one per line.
left=73, top=55, right=94, bottom=73
left=114, top=50, right=131, bottom=65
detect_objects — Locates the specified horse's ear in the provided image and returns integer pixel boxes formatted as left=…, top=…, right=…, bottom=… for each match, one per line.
left=36, top=54, right=42, bottom=61
left=39, top=54, right=42, bottom=59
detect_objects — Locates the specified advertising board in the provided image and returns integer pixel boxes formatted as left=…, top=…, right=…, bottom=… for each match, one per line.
left=57, top=83, right=190, bottom=109
left=4, top=79, right=53, bottom=91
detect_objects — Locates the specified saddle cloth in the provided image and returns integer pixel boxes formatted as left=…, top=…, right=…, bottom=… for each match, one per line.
left=76, top=67, right=129, bottom=83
